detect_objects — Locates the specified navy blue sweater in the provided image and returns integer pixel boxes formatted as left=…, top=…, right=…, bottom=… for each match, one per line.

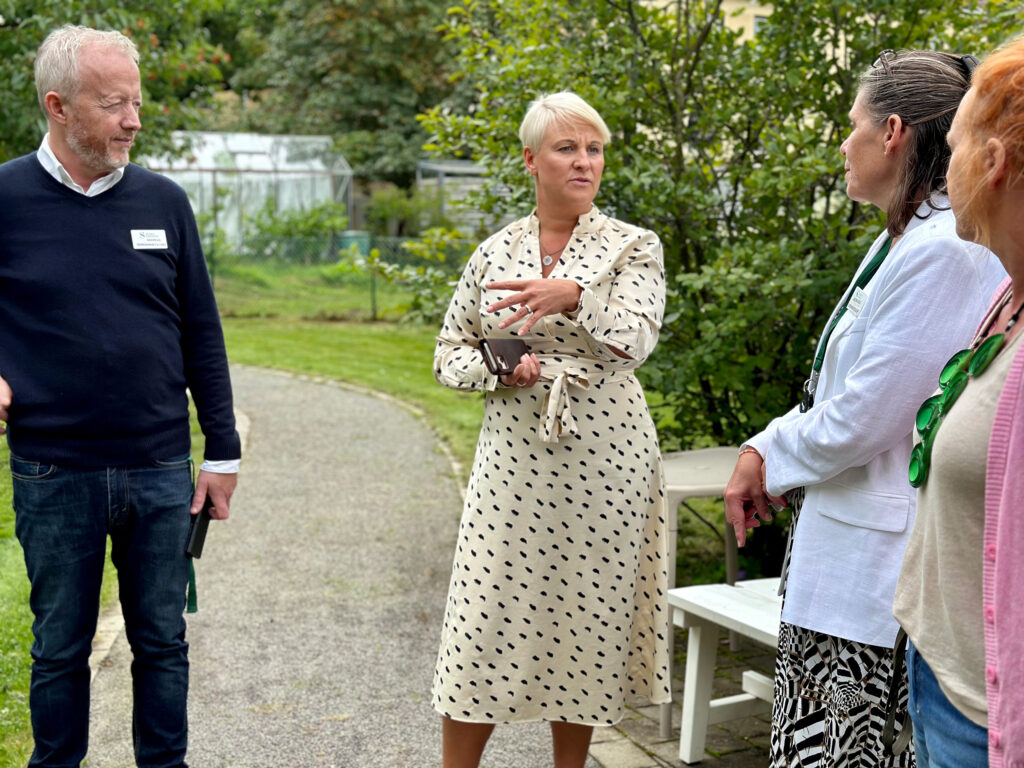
left=0, top=154, right=240, bottom=466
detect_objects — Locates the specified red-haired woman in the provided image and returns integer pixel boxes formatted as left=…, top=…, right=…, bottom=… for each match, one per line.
left=894, top=36, right=1024, bottom=768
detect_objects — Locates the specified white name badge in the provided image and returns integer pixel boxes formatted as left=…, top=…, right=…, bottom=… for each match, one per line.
left=848, top=286, right=868, bottom=316
left=131, top=229, right=168, bottom=249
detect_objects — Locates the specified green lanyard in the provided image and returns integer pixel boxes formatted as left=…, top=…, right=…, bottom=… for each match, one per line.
left=187, top=458, right=199, bottom=613
left=801, top=235, right=894, bottom=412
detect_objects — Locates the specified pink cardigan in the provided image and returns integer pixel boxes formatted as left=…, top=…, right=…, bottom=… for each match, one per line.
left=984, top=277, right=1024, bottom=768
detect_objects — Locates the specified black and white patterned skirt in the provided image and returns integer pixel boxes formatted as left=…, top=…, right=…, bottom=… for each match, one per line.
left=769, top=621, right=915, bottom=767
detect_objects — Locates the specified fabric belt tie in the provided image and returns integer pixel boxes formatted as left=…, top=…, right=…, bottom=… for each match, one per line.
left=537, top=368, right=630, bottom=443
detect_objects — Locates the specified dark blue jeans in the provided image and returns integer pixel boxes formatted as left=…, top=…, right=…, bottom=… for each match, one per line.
left=13, top=454, right=194, bottom=768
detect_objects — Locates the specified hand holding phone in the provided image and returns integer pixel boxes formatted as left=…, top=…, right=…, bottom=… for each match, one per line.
left=479, top=338, right=531, bottom=376
left=185, top=495, right=214, bottom=558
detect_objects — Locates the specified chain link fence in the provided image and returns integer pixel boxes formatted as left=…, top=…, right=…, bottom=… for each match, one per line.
left=208, top=229, right=469, bottom=323
left=228, top=232, right=438, bottom=269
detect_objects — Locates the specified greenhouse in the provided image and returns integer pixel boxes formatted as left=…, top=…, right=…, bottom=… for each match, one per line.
left=144, top=132, right=353, bottom=253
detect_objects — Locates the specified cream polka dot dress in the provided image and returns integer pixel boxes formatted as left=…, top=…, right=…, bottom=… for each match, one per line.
left=432, top=206, right=671, bottom=725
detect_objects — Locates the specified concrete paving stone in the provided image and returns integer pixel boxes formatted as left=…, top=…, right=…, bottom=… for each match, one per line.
left=704, top=724, right=752, bottom=754
left=589, top=726, right=624, bottom=745
left=748, top=736, right=771, bottom=753
left=648, top=738, right=683, bottom=765
left=588, top=737, right=662, bottom=768
left=616, top=711, right=672, bottom=747
left=631, top=702, right=680, bottom=730
left=713, top=751, right=770, bottom=768
left=648, top=734, right=768, bottom=768
left=633, top=703, right=660, bottom=720
left=742, top=716, right=772, bottom=739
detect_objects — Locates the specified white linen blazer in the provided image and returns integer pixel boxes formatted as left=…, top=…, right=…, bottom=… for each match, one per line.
left=747, top=199, right=1006, bottom=647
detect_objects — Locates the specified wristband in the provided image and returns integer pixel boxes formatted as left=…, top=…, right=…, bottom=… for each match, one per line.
left=739, top=447, right=761, bottom=459
left=565, top=286, right=584, bottom=318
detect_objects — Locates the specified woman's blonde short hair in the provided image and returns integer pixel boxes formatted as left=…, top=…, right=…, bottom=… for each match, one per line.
left=34, top=25, right=139, bottom=111
left=518, top=92, right=611, bottom=151
left=954, top=36, right=1024, bottom=248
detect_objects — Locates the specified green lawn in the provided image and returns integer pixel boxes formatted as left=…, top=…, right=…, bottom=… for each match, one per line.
left=212, top=260, right=410, bottom=323
left=212, top=259, right=485, bottom=466
left=222, top=318, right=483, bottom=472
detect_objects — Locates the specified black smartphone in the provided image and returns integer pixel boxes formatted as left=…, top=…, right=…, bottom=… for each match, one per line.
left=185, top=495, right=214, bottom=559
left=479, top=338, right=530, bottom=376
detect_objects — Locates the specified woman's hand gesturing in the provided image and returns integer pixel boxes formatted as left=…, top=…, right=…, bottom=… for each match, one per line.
left=486, top=279, right=582, bottom=335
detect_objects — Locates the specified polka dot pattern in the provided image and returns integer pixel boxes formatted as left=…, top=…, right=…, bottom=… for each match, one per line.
left=431, top=207, right=671, bottom=725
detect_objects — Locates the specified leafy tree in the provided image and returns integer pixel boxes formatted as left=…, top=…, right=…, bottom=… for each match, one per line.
left=364, top=186, right=448, bottom=237
left=235, top=0, right=457, bottom=187
left=197, top=0, right=276, bottom=93
left=0, top=0, right=229, bottom=163
left=420, top=0, right=1016, bottom=449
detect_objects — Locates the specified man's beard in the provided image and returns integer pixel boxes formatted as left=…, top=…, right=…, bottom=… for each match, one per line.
left=66, top=118, right=130, bottom=176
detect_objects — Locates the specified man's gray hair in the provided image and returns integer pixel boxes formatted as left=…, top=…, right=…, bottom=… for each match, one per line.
left=518, top=92, right=611, bottom=151
left=34, top=25, right=139, bottom=112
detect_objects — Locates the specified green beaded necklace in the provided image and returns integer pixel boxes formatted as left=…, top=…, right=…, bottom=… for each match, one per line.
left=909, top=290, right=1023, bottom=488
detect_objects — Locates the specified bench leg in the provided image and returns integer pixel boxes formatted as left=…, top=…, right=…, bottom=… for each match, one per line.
left=725, top=530, right=740, bottom=652
left=679, top=620, right=719, bottom=764
left=659, top=701, right=673, bottom=740
left=661, top=510, right=680, bottom=740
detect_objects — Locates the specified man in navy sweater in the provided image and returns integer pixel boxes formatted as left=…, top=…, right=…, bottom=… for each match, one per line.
left=0, top=25, right=240, bottom=768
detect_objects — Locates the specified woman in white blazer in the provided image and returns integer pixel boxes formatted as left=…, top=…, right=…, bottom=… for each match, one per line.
left=724, top=50, right=1006, bottom=767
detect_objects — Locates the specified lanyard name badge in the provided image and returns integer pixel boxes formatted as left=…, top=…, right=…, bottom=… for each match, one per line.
left=800, top=236, right=893, bottom=413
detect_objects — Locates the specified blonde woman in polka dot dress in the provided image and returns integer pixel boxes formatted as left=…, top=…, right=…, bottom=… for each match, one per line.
left=432, top=92, right=670, bottom=768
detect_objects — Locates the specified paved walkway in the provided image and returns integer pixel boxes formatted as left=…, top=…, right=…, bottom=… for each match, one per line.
left=85, top=365, right=771, bottom=767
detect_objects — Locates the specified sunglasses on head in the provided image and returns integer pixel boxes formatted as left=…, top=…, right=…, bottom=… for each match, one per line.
left=872, top=49, right=979, bottom=79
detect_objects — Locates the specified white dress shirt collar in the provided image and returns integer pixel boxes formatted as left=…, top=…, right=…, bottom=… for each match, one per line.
left=37, top=133, right=126, bottom=197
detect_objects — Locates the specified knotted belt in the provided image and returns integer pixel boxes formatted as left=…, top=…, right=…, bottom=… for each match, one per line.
left=536, top=365, right=632, bottom=443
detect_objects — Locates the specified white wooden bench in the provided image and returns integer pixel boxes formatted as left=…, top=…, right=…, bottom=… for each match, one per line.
left=667, top=577, right=782, bottom=764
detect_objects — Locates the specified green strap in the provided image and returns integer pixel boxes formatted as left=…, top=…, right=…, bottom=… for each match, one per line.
left=187, top=560, right=198, bottom=614
left=801, top=235, right=893, bottom=413
left=812, top=235, right=893, bottom=375
left=186, top=457, right=198, bottom=614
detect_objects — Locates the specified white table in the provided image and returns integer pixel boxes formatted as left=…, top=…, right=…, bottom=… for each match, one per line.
left=668, top=578, right=782, bottom=764
left=659, top=447, right=740, bottom=737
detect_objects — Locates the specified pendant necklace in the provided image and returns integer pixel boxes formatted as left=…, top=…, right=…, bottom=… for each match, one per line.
left=542, top=245, right=565, bottom=267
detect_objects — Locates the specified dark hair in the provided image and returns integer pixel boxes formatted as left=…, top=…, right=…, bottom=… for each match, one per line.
left=858, top=50, right=975, bottom=236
